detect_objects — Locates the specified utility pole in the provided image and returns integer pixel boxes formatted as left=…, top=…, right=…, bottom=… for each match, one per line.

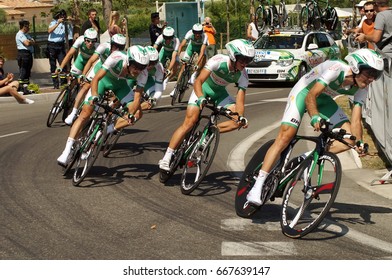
left=226, top=0, right=230, bottom=42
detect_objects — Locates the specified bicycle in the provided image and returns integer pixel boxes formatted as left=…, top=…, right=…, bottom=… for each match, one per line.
left=254, top=0, right=276, bottom=32
left=46, top=74, right=80, bottom=127
left=171, top=52, right=197, bottom=106
left=299, top=0, right=338, bottom=32
left=235, top=120, right=358, bottom=238
left=62, top=91, right=125, bottom=186
left=160, top=98, right=246, bottom=195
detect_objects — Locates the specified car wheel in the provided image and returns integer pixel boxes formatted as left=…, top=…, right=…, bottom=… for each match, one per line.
left=297, top=64, right=307, bottom=81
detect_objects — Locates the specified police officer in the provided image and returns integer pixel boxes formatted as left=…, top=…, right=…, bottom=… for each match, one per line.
left=48, top=9, right=73, bottom=89
left=15, top=20, right=35, bottom=93
left=149, top=12, right=166, bottom=48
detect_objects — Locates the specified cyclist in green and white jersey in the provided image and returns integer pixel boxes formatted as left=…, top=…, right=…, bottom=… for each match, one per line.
left=246, top=48, right=384, bottom=206
left=64, top=32, right=127, bottom=125
left=153, top=26, right=180, bottom=90
left=57, top=45, right=149, bottom=166
left=169, top=23, right=208, bottom=97
left=56, top=28, right=98, bottom=78
left=159, top=39, right=255, bottom=172
left=140, top=46, right=165, bottom=110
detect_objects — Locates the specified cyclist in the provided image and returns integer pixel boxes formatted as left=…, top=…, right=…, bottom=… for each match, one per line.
left=140, top=46, right=165, bottom=110
left=246, top=48, right=384, bottom=206
left=63, top=32, right=127, bottom=125
left=169, top=23, right=208, bottom=97
left=153, top=26, right=180, bottom=90
left=159, top=39, right=254, bottom=172
left=56, top=28, right=99, bottom=79
left=57, top=45, right=149, bottom=166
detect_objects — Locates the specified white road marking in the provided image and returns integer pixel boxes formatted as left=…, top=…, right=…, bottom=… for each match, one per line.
left=222, top=241, right=296, bottom=256
left=221, top=218, right=281, bottom=231
left=227, top=120, right=281, bottom=177
left=0, top=131, right=29, bottom=139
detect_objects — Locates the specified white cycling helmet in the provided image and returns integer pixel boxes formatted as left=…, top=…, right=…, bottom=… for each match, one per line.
left=127, top=45, right=149, bottom=70
left=225, top=39, right=255, bottom=63
left=192, top=23, right=203, bottom=34
left=345, top=49, right=384, bottom=80
left=111, top=34, right=126, bottom=50
left=84, top=28, right=98, bottom=41
left=145, top=46, right=159, bottom=64
left=163, top=26, right=175, bottom=39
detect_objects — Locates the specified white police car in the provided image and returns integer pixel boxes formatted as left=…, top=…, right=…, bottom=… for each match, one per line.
left=246, top=30, right=341, bottom=83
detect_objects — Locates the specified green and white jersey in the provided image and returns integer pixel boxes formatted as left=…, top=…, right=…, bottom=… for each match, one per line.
left=94, top=41, right=111, bottom=63
left=183, top=30, right=208, bottom=47
left=72, top=35, right=98, bottom=60
left=282, top=59, right=367, bottom=128
left=70, top=35, right=98, bottom=76
left=188, top=54, right=248, bottom=106
left=154, top=34, right=180, bottom=53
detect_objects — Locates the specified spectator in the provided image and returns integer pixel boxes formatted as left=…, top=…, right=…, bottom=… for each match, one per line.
left=356, top=1, right=367, bottom=27
left=149, top=12, right=166, bottom=47
left=247, top=14, right=259, bottom=42
left=203, top=17, right=217, bottom=59
left=101, top=11, right=128, bottom=45
left=0, top=56, right=34, bottom=104
left=81, top=9, right=100, bottom=37
left=15, top=20, right=35, bottom=94
left=356, top=0, right=392, bottom=56
left=47, top=9, right=73, bottom=89
left=348, top=1, right=376, bottom=49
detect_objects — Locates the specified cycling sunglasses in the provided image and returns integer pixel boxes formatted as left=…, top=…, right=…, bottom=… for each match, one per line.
left=192, top=31, right=203, bottom=35
left=236, top=55, right=254, bottom=65
left=163, top=35, right=174, bottom=40
left=149, top=60, right=158, bottom=67
left=84, top=38, right=97, bottom=43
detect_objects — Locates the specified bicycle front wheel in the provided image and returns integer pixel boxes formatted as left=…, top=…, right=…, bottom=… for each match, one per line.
left=180, top=125, right=220, bottom=195
left=62, top=83, right=79, bottom=122
left=178, top=67, right=191, bottom=103
left=235, top=140, right=275, bottom=218
left=278, top=3, right=288, bottom=27
left=255, top=6, right=266, bottom=32
left=280, top=152, right=341, bottom=238
left=72, top=120, right=107, bottom=186
left=299, top=6, right=311, bottom=32
left=103, top=128, right=123, bottom=157
left=46, top=88, right=67, bottom=127
left=324, top=7, right=338, bottom=31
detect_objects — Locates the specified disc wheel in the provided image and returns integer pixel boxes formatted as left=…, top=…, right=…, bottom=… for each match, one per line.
left=235, top=140, right=275, bottom=218
left=180, top=126, right=220, bottom=195
left=280, top=152, right=341, bottom=238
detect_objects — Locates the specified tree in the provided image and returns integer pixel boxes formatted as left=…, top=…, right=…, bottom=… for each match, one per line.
left=102, top=0, right=113, bottom=28
left=0, top=9, right=6, bottom=24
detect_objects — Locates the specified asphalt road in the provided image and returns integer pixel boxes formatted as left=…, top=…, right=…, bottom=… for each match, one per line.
left=1, top=83, right=392, bottom=260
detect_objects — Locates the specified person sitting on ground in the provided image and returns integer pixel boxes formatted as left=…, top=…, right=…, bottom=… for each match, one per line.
left=0, top=56, right=34, bottom=104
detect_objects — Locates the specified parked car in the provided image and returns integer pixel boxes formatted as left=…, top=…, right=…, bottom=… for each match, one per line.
left=246, top=29, right=341, bottom=83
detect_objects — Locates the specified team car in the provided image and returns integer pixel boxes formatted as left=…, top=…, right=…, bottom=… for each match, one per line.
left=246, top=29, right=341, bottom=83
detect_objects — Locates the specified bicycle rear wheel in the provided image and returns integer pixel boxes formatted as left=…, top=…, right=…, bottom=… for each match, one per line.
left=47, top=88, right=67, bottom=127
left=235, top=140, right=275, bottom=218
left=103, top=128, right=124, bottom=157
left=280, top=152, right=341, bottom=238
left=72, top=119, right=107, bottom=186
left=299, top=6, right=311, bottom=32
left=180, top=125, right=220, bottom=195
